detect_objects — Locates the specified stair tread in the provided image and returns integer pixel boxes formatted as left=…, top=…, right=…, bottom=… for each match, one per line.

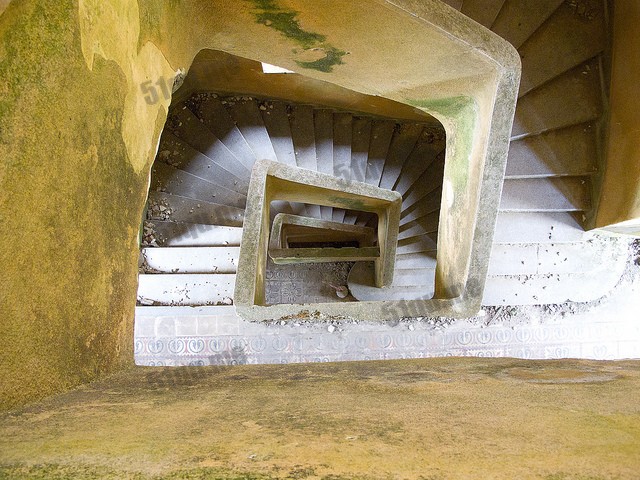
left=482, top=257, right=626, bottom=306
left=261, top=100, right=298, bottom=167
left=518, top=0, right=606, bottom=96
left=460, top=0, right=505, bottom=28
left=144, top=220, right=243, bottom=247
left=348, top=262, right=434, bottom=301
left=512, top=58, right=602, bottom=138
left=491, top=0, right=564, bottom=49
left=332, top=112, right=353, bottom=223
left=289, top=104, right=321, bottom=218
left=168, top=106, right=251, bottom=181
left=147, top=192, right=244, bottom=227
left=314, top=109, right=334, bottom=220
left=494, top=212, right=585, bottom=243
left=394, top=250, right=437, bottom=270
left=150, top=162, right=247, bottom=209
left=379, top=123, right=423, bottom=191
left=487, top=240, right=622, bottom=276
left=394, top=129, right=445, bottom=196
left=350, top=117, right=371, bottom=184
left=226, top=98, right=279, bottom=163
left=500, top=177, right=591, bottom=212
left=156, top=131, right=249, bottom=195
left=141, top=246, right=239, bottom=274
left=396, top=233, right=438, bottom=254
left=189, top=95, right=258, bottom=172
left=344, top=117, right=372, bottom=224
left=137, top=274, right=236, bottom=306
left=401, top=187, right=441, bottom=225
left=506, top=123, right=598, bottom=178
left=398, top=210, right=439, bottom=241
left=365, top=120, right=395, bottom=186
left=402, top=157, right=445, bottom=211
left=441, top=0, right=463, bottom=10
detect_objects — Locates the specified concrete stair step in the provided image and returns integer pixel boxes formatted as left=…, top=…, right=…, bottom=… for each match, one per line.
left=512, top=58, right=602, bottom=138
left=137, top=274, right=236, bottom=306
left=332, top=112, right=353, bottom=223
left=398, top=210, right=439, bottom=241
left=150, top=162, right=247, bottom=209
left=491, top=0, right=563, bottom=49
left=518, top=0, right=606, bottom=97
left=259, top=100, right=306, bottom=217
left=396, top=233, right=438, bottom=254
left=494, top=212, right=585, bottom=244
left=348, top=262, right=434, bottom=301
left=460, top=0, right=505, bottom=28
left=441, top=0, right=462, bottom=10
left=343, top=117, right=372, bottom=224
left=487, top=240, right=621, bottom=276
left=144, top=220, right=243, bottom=247
left=402, top=158, right=445, bottom=211
left=147, top=192, right=244, bottom=227
left=313, top=109, right=335, bottom=220
left=355, top=119, right=396, bottom=225
left=378, top=123, right=423, bottom=190
left=261, top=100, right=298, bottom=167
left=289, top=104, right=321, bottom=218
left=394, top=250, right=437, bottom=270
left=188, top=95, right=258, bottom=172
left=141, top=247, right=239, bottom=274
left=156, top=131, right=249, bottom=195
left=364, top=119, right=395, bottom=186
left=482, top=262, right=626, bottom=306
left=401, top=187, right=441, bottom=225
left=500, top=177, right=591, bottom=212
left=225, top=97, right=279, bottom=163
left=168, top=106, right=251, bottom=182
left=505, top=123, right=598, bottom=178
left=394, top=129, right=445, bottom=196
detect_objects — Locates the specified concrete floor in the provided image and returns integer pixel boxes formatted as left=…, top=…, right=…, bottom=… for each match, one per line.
left=1, top=357, right=639, bottom=479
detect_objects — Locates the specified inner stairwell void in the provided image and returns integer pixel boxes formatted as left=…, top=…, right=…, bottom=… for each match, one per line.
left=137, top=0, right=625, bottom=334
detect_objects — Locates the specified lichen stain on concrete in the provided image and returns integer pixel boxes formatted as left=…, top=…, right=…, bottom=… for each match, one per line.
left=407, top=95, right=478, bottom=189
left=78, top=0, right=176, bottom=173
left=249, top=0, right=346, bottom=73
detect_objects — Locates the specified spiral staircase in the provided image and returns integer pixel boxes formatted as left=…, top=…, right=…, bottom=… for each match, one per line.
left=138, top=0, right=622, bottom=317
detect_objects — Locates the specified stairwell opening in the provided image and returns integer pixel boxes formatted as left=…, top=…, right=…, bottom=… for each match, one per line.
left=138, top=49, right=448, bottom=313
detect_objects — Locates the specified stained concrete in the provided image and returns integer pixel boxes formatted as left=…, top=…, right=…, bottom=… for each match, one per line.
left=1, top=358, right=639, bottom=479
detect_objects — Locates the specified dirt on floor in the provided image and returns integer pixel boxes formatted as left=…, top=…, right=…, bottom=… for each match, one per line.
left=1, top=357, right=639, bottom=479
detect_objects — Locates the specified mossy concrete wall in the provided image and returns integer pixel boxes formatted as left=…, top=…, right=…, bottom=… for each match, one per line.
left=595, top=1, right=640, bottom=235
left=1, top=358, right=640, bottom=479
left=1, top=0, right=517, bottom=409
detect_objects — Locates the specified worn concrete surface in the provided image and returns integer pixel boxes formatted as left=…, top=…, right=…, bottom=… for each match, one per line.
left=0, top=1, right=151, bottom=411
left=1, top=358, right=639, bottom=479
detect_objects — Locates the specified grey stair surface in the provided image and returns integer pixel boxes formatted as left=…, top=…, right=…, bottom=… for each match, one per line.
left=189, top=95, right=258, bottom=172
left=139, top=0, right=613, bottom=312
left=137, top=274, right=236, bottom=306
left=505, top=123, right=598, bottom=178
left=141, top=247, right=239, bottom=274
left=151, top=161, right=247, bottom=210
left=500, top=177, right=591, bottom=212
left=490, top=0, right=563, bottom=49
left=511, top=58, right=602, bottom=138
left=517, top=0, right=606, bottom=96
left=147, top=192, right=244, bottom=227
left=460, top=0, right=505, bottom=28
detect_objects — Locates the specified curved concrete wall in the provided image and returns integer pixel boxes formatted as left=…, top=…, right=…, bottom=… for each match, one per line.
left=0, top=0, right=518, bottom=409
